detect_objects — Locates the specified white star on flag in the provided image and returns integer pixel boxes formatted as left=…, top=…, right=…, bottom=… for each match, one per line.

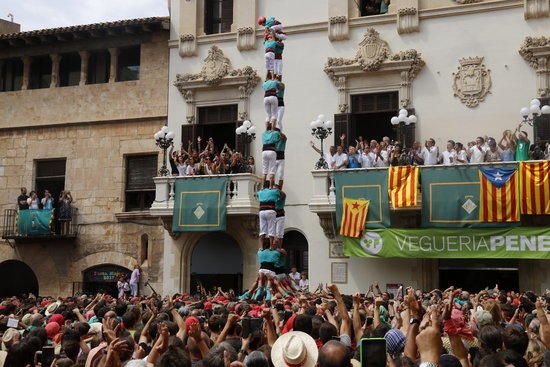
left=494, top=172, right=503, bottom=181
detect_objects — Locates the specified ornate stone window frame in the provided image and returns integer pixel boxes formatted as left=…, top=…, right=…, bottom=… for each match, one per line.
left=324, top=28, right=425, bottom=111
left=173, top=46, right=261, bottom=123
left=519, top=36, right=550, bottom=97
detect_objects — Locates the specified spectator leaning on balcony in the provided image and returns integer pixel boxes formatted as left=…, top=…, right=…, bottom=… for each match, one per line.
left=17, top=187, right=29, bottom=210
left=59, top=190, right=73, bottom=235
left=27, top=191, right=40, bottom=210
left=499, top=130, right=516, bottom=162
left=485, top=138, right=502, bottom=162
left=455, top=142, right=468, bottom=164
left=41, top=189, right=54, bottom=210
left=309, top=141, right=336, bottom=169
left=347, top=146, right=362, bottom=168
left=421, top=138, right=439, bottom=165
left=468, top=136, right=488, bottom=163
left=514, top=125, right=531, bottom=161
left=441, top=140, right=457, bottom=165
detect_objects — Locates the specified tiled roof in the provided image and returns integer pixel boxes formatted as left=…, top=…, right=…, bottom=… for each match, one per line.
left=0, top=16, right=169, bottom=40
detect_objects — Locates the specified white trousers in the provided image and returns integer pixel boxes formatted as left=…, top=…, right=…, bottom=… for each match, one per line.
left=264, top=96, right=278, bottom=123
left=274, top=216, right=285, bottom=239
left=275, top=159, right=285, bottom=181
left=274, top=59, right=283, bottom=76
left=259, top=209, right=276, bottom=237
left=265, top=52, right=275, bottom=71
left=262, top=150, right=277, bottom=176
left=276, top=106, right=285, bottom=131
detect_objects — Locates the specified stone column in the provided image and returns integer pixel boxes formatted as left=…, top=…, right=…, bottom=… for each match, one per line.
left=50, top=53, right=60, bottom=88
left=21, top=56, right=31, bottom=90
left=108, top=47, right=118, bottom=83
left=79, top=51, right=89, bottom=86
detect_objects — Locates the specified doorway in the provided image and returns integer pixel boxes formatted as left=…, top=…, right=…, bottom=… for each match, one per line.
left=190, top=232, right=243, bottom=294
left=0, top=260, right=39, bottom=297
left=82, top=264, right=131, bottom=297
left=283, top=230, right=309, bottom=273
left=438, top=259, right=519, bottom=292
left=351, top=92, right=398, bottom=143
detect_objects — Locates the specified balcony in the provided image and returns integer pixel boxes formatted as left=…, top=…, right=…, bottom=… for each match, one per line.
left=150, top=173, right=263, bottom=223
left=2, top=207, right=78, bottom=243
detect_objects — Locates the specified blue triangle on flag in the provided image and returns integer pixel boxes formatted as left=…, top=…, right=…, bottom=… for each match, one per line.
left=480, top=167, right=517, bottom=188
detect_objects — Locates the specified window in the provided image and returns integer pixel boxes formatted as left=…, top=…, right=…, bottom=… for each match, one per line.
left=336, top=92, right=407, bottom=146
left=204, top=0, right=233, bottom=35
left=125, top=155, right=157, bottom=212
left=190, top=104, right=239, bottom=150
left=59, top=53, right=81, bottom=87
left=35, top=159, right=66, bottom=203
left=359, top=0, right=387, bottom=16
left=117, top=46, right=140, bottom=82
left=0, top=58, right=23, bottom=92
left=29, top=55, right=52, bottom=89
left=87, top=50, right=110, bottom=84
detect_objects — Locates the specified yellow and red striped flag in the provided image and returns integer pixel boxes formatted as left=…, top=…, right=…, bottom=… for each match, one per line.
left=479, top=167, right=519, bottom=222
left=388, top=166, right=419, bottom=209
left=519, top=161, right=550, bottom=215
left=340, top=198, right=369, bottom=238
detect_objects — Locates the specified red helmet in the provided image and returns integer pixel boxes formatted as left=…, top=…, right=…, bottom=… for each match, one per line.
left=257, top=16, right=266, bottom=25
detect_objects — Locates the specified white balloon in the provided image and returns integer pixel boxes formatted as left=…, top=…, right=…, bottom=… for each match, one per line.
left=154, top=132, right=161, bottom=140
left=390, top=117, right=399, bottom=125
left=530, top=105, right=541, bottom=115
left=166, top=131, right=175, bottom=140
left=248, top=126, right=257, bottom=134
left=161, top=126, right=169, bottom=133
left=324, top=120, right=333, bottom=129
left=398, top=114, right=407, bottom=123
left=310, top=121, right=317, bottom=129
left=399, top=109, right=408, bottom=116
left=520, top=107, right=530, bottom=117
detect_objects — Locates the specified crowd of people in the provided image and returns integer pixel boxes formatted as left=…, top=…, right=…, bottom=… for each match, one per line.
left=0, top=283, right=549, bottom=367
left=311, top=126, right=550, bottom=170
left=16, top=187, right=74, bottom=235
left=169, top=138, right=255, bottom=177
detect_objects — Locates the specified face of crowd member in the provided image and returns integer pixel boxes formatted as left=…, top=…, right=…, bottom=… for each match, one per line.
left=21, top=187, right=27, bottom=195
left=447, top=141, right=454, bottom=151
left=379, top=141, right=387, bottom=149
left=248, top=157, right=255, bottom=165
left=455, top=143, right=463, bottom=151
left=488, top=139, right=497, bottom=150
left=336, top=146, right=343, bottom=154
left=45, top=190, right=50, bottom=198
left=30, top=191, right=37, bottom=199
left=426, top=139, right=435, bottom=147
left=476, top=137, right=484, bottom=146
left=413, top=141, right=421, bottom=151
left=301, top=272, right=307, bottom=279
left=383, top=136, right=390, bottom=145
left=349, top=146, right=356, bottom=155
left=329, top=146, right=336, bottom=155
left=394, top=145, right=402, bottom=154
left=291, top=267, right=297, bottom=273
left=370, top=140, right=378, bottom=149
left=519, top=131, right=528, bottom=141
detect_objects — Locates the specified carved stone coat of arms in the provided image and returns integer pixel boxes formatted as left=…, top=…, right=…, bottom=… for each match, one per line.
left=452, top=57, right=491, bottom=108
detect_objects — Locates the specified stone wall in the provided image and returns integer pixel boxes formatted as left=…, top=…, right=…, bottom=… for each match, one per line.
left=0, top=119, right=166, bottom=296
left=0, top=31, right=169, bottom=129
left=0, top=19, right=20, bottom=35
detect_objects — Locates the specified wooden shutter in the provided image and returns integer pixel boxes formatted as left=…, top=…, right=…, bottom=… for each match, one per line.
left=334, top=113, right=353, bottom=147
left=402, top=108, right=416, bottom=149
left=181, top=124, right=197, bottom=149
left=534, top=98, right=550, bottom=143
left=204, top=0, right=214, bottom=34
left=221, top=0, right=233, bottom=33
left=126, top=155, right=157, bottom=190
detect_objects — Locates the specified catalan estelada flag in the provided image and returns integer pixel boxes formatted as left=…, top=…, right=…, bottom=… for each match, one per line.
left=479, top=167, right=519, bottom=222
left=388, top=166, right=419, bottom=209
left=340, top=198, right=369, bottom=238
left=519, top=161, right=550, bottom=215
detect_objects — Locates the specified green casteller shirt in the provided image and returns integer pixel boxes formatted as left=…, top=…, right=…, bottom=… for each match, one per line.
left=515, top=138, right=530, bottom=161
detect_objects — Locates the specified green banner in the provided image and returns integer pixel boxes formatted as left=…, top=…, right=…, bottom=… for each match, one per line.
left=18, top=209, right=54, bottom=236
left=421, top=165, right=517, bottom=228
left=172, top=177, right=227, bottom=232
left=335, top=170, right=390, bottom=229
left=344, top=227, right=550, bottom=259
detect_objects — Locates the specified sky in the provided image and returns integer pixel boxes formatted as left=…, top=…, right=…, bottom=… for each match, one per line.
left=0, top=0, right=170, bottom=32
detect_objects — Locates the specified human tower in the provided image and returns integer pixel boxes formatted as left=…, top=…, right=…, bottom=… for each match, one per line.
left=240, top=16, right=297, bottom=301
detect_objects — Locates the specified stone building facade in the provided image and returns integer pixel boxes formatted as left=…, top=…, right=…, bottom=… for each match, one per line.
left=0, top=17, right=169, bottom=296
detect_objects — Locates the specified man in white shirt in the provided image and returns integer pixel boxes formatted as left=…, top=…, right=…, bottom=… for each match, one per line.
left=288, top=266, right=300, bottom=286
left=469, top=136, right=487, bottom=163
left=310, top=142, right=336, bottom=169
left=333, top=145, right=348, bottom=169
left=421, top=138, right=439, bottom=165
left=454, top=142, right=468, bottom=164
left=441, top=140, right=457, bottom=165
left=360, top=147, right=374, bottom=168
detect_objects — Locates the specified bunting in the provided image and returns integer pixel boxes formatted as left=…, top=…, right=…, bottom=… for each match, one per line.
left=388, top=166, right=419, bottom=209
left=479, top=167, right=519, bottom=222
left=519, top=161, right=550, bottom=215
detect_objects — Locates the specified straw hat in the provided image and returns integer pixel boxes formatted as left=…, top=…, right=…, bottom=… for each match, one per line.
left=271, top=331, right=318, bottom=367
left=45, top=301, right=61, bottom=316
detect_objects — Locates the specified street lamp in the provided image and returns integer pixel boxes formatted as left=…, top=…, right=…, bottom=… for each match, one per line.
left=310, top=114, right=333, bottom=169
left=235, top=120, right=256, bottom=159
left=390, top=109, right=417, bottom=147
left=154, top=126, right=175, bottom=176
left=519, top=98, right=550, bottom=126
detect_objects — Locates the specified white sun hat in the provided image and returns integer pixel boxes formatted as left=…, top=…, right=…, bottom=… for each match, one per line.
left=271, top=331, right=319, bottom=367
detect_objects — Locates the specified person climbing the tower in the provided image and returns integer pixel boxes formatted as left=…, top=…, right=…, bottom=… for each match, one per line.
left=261, top=121, right=281, bottom=187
